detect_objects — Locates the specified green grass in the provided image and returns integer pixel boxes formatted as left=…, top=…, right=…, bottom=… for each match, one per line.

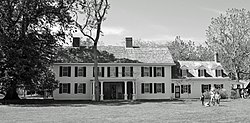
left=0, top=99, right=250, bottom=123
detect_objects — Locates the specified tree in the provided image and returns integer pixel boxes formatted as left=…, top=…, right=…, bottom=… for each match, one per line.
left=206, top=8, right=250, bottom=81
left=0, top=0, right=73, bottom=99
left=72, top=0, right=109, bottom=101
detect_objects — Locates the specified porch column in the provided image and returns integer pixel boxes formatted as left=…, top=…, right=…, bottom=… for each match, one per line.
left=124, top=81, right=128, bottom=100
left=92, top=82, right=95, bottom=101
left=132, top=81, right=136, bottom=100
left=100, top=81, right=104, bottom=101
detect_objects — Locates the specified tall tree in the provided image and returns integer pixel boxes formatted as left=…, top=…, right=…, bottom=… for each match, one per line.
left=206, top=8, right=250, bottom=81
left=72, top=0, right=109, bottom=101
left=0, top=0, right=73, bottom=99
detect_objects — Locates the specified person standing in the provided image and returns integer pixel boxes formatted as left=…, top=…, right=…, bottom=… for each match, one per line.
left=200, top=93, right=205, bottom=106
left=215, top=92, right=221, bottom=106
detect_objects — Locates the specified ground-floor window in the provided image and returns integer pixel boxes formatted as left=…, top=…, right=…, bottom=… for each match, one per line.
left=75, top=83, right=86, bottom=94
left=141, top=83, right=152, bottom=94
left=59, top=83, right=71, bottom=94
left=201, top=84, right=211, bottom=93
left=214, top=84, right=223, bottom=89
left=154, top=83, right=165, bottom=93
left=181, top=85, right=191, bottom=94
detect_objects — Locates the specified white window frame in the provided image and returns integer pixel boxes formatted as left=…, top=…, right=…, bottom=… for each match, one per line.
left=199, top=69, right=205, bottom=77
left=77, top=83, right=84, bottom=93
left=216, top=69, right=222, bottom=77
left=182, top=69, right=188, bottom=77
left=144, top=67, right=150, bottom=77
left=182, top=85, right=189, bottom=93
left=156, top=83, right=162, bottom=93
left=125, top=67, right=131, bottom=77
left=156, top=67, right=162, bottom=77
left=202, top=84, right=210, bottom=92
left=214, top=84, right=223, bottom=89
left=62, top=67, right=69, bottom=77
left=78, top=67, right=84, bottom=77
left=62, top=83, right=69, bottom=93
left=110, top=67, right=116, bottom=77
left=144, top=83, right=150, bottom=93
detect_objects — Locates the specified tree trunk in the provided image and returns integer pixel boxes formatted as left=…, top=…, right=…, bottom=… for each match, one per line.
left=3, top=86, right=20, bottom=100
left=93, top=42, right=100, bottom=101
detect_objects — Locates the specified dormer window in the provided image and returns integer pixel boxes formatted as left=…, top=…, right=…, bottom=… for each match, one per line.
left=198, top=69, right=206, bottom=77
left=181, top=69, right=188, bottom=77
left=215, top=69, right=223, bottom=77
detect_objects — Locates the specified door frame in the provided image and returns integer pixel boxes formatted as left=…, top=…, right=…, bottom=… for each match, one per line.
left=175, top=86, right=180, bottom=98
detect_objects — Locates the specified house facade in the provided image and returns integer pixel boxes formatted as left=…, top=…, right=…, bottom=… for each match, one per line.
left=53, top=38, right=175, bottom=100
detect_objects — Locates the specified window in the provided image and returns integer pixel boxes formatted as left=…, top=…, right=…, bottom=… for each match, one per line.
left=122, top=67, right=133, bottom=77
left=198, top=69, right=206, bottom=77
left=181, top=85, right=191, bottom=94
left=141, top=83, right=152, bottom=94
left=75, top=67, right=86, bottom=77
left=201, top=84, right=211, bottom=93
left=59, top=83, right=71, bottom=94
left=59, top=66, right=71, bottom=77
left=107, top=67, right=118, bottom=77
left=141, top=67, right=152, bottom=77
left=93, top=67, right=104, bottom=77
left=154, top=83, right=165, bottom=93
left=214, top=84, right=223, bottom=89
left=215, top=69, right=223, bottom=77
left=154, top=67, right=165, bottom=77
left=182, top=69, right=188, bottom=77
left=74, top=83, right=86, bottom=94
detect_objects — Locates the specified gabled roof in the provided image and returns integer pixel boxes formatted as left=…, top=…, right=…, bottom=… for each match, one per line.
left=98, top=46, right=174, bottom=64
left=178, top=61, right=227, bottom=78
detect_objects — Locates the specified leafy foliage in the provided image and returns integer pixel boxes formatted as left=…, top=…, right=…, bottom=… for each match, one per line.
left=206, top=8, right=250, bottom=80
left=0, top=0, right=73, bottom=99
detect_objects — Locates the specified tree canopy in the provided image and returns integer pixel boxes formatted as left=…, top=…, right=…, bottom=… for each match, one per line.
left=0, top=0, right=73, bottom=99
left=206, top=8, right=250, bottom=80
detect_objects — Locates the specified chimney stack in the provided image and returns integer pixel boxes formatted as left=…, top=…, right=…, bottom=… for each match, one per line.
left=214, top=52, right=219, bottom=62
left=125, top=37, right=133, bottom=48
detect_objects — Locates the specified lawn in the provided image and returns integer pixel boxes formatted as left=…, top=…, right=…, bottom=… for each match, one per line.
left=0, top=99, right=249, bottom=123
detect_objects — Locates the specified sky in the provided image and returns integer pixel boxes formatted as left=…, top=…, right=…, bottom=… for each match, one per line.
left=73, top=0, right=250, bottom=46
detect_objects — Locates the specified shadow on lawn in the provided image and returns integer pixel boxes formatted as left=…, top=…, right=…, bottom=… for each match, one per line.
left=0, top=99, right=190, bottom=107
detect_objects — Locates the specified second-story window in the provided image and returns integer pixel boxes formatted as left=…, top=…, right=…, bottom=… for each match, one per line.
left=75, top=67, right=86, bottom=77
left=59, top=66, right=71, bottom=77
left=107, top=67, right=118, bottom=77
left=154, top=67, right=165, bottom=77
left=215, top=69, right=223, bottom=77
left=122, top=67, right=133, bottom=77
left=141, top=67, right=152, bottom=77
left=198, top=69, right=206, bottom=77
left=93, top=67, right=104, bottom=77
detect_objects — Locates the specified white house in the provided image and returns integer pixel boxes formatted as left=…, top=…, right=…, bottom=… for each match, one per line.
left=171, top=54, right=239, bottom=99
left=52, top=38, right=175, bottom=100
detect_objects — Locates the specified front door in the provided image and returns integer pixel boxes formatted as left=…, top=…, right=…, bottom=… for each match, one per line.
left=175, top=86, right=180, bottom=98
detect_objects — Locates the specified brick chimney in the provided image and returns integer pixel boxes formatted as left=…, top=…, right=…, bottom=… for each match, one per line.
left=125, top=37, right=133, bottom=48
left=214, top=52, right=219, bottom=62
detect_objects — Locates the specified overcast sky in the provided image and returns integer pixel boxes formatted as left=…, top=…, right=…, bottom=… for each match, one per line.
left=73, top=0, right=250, bottom=46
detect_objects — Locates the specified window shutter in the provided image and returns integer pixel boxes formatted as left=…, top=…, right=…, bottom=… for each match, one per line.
left=107, top=67, right=110, bottom=77
left=75, top=67, right=78, bottom=77
left=150, top=83, right=153, bottom=93
left=162, top=83, right=165, bottom=93
left=83, top=67, right=86, bottom=77
left=68, top=66, right=71, bottom=77
left=141, top=83, right=144, bottom=94
left=116, top=67, right=119, bottom=77
left=221, top=84, right=224, bottom=89
left=215, top=70, right=218, bottom=77
left=204, top=69, right=207, bottom=77
left=154, top=83, right=157, bottom=93
left=201, top=84, right=204, bottom=93
left=162, top=67, right=165, bottom=77
left=171, top=83, right=174, bottom=93
left=101, top=67, right=105, bottom=77
left=75, top=83, right=78, bottom=94
left=181, top=85, right=184, bottom=94
left=141, top=67, right=144, bottom=77
left=130, top=67, right=133, bottom=77
left=180, top=69, right=182, bottom=77
left=93, top=67, right=95, bottom=77
left=154, top=67, right=156, bottom=77
left=150, top=67, right=152, bottom=77
left=83, top=83, right=86, bottom=94
left=198, top=69, right=200, bottom=77
left=68, top=83, right=71, bottom=94
left=209, top=84, right=211, bottom=91
left=188, top=85, right=191, bottom=94
left=59, top=83, right=62, bottom=94
left=186, top=69, right=189, bottom=77
left=59, top=66, right=62, bottom=77
left=122, top=67, right=125, bottom=77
